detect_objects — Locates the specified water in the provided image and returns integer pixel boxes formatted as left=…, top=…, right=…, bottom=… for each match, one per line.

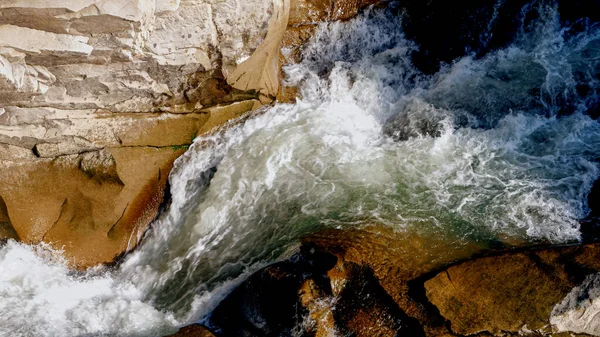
left=1, top=2, right=600, bottom=336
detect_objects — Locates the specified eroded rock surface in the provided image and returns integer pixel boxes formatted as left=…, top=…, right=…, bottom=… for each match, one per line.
left=551, top=273, right=600, bottom=336
left=207, top=244, right=424, bottom=337
left=425, top=243, right=600, bottom=336
left=0, top=0, right=273, bottom=112
left=205, top=228, right=600, bottom=337
left=0, top=0, right=294, bottom=267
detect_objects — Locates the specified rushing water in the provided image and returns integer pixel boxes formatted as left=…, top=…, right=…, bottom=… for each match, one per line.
left=1, top=2, right=600, bottom=336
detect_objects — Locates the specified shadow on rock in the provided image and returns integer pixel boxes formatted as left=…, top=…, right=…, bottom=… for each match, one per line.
left=206, top=244, right=424, bottom=337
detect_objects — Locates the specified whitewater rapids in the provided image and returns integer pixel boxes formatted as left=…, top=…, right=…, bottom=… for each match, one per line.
left=1, top=2, right=600, bottom=336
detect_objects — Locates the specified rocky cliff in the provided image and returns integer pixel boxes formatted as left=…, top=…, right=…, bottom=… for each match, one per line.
left=0, top=0, right=384, bottom=267
left=0, top=0, right=286, bottom=267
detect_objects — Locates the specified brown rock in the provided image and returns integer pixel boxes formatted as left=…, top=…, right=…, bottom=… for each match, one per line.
left=209, top=244, right=424, bottom=337
left=227, top=0, right=290, bottom=98
left=289, top=0, right=331, bottom=26
left=424, top=244, right=600, bottom=335
left=0, top=101, right=259, bottom=268
left=332, top=0, right=388, bottom=21
left=197, top=100, right=263, bottom=136
left=329, top=261, right=426, bottom=337
left=0, top=147, right=184, bottom=268
left=166, top=324, right=216, bottom=337
left=280, top=25, right=318, bottom=66
left=304, top=226, right=487, bottom=308
left=0, top=195, right=19, bottom=241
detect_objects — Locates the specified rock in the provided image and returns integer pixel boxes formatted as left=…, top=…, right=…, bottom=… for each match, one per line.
left=0, top=0, right=273, bottom=112
left=0, top=101, right=259, bottom=268
left=551, top=273, right=600, bottom=336
left=208, top=246, right=337, bottom=336
left=303, top=227, right=600, bottom=336
left=426, top=253, right=570, bottom=335
left=304, top=226, right=487, bottom=336
left=424, top=244, right=600, bottom=336
left=227, top=0, right=290, bottom=99
left=33, top=136, right=101, bottom=158
left=0, top=147, right=183, bottom=267
left=78, top=149, right=122, bottom=184
left=288, top=0, right=387, bottom=25
left=208, top=243, right=424, bottom=337
left=288, top=0, right=331, bottom=25
left=328, top=261, right=425, bottom=337
left=0, top=195, right=19, bottom=241
left=166, top=324, right=216, bottom=337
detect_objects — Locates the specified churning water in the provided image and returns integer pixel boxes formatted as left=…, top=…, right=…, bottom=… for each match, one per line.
left=1, top=2, right=600, bottom=336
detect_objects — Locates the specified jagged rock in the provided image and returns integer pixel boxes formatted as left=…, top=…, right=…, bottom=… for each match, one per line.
left=207, top=244, right=425, bottom=337
left=551, top=273, right=600, bottom=336
left=33, top=136, right=101, bottom=158
left=227, top=0, right=290, bottom=99
left=79, top=149, right=122, bottom=184
left=0, top=0, right=273, bottom=112
left=424, top=244, right=600, bottom=336
left=0, top=101, right=259, bottom=268
left=327, top=261, right=426, bottom=337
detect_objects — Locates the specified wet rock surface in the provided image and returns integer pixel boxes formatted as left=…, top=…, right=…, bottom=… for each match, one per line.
left=551, top=272, right=600, bottom=336
left=196, top=227, right=600, bottom=337
left=207, top=244, right=424, bottom=337
left=0, top=0, right=388, bottom=268
left=167, top=324, right=216, bottom=337
left=425, top=243, right=600, bottom=336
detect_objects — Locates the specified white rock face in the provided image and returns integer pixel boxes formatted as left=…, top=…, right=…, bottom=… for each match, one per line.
left=550, top=273, right=600, bottom=336
left=0, top=0, right=273, bottom=113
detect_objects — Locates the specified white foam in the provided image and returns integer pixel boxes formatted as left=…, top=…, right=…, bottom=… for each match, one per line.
left=2, top=4, right=600, bottom=336
left=0, top=241, right=178, bottom=337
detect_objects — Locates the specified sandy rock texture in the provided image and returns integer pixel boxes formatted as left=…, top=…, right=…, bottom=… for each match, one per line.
left=424, top=243, right=600, bottom=336
left=192, top=224, right=600, bottom=337
left=0, top=0, right=284, bottom=268
left=0, top=0, right=384, bottom=268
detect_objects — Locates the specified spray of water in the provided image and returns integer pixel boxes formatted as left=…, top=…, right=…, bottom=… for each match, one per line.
left=1, top=3, right=599, bottom=336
